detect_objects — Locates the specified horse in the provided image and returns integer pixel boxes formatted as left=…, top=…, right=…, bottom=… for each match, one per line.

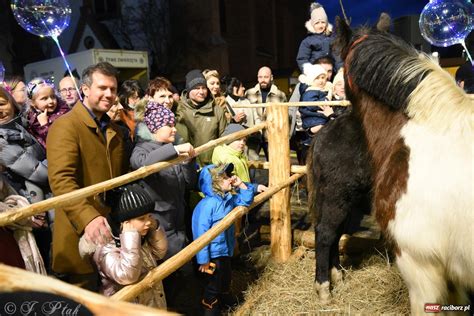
left=311, top=17, right=473, bottom=314
left=307, top=109, right=372, bottom=302
left=307, top=15, right=387, bottom=304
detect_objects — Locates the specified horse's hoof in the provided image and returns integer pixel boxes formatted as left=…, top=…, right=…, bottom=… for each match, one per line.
left=316, top=281, right=331, bottom=303
left=330, top=267, right=343, bottom=285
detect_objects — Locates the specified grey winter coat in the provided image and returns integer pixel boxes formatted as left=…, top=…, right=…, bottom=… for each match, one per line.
left=0, top=117, right=48, bottom=190
left=130, top=123, right=198, bottom=259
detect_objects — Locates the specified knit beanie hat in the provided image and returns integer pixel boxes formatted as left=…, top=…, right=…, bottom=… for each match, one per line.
left=185, top=69, right=207, bottom=91
left=144, top=101, right=175, bottom=133
left=106, top=182, right=154, bottom=237
left=113, top=183, right=154, bottom=222
left=299, top=64, right=327, bottom=85
left=222, top=123, right=246, bottom=137
left=310, top=3, right=328, bottom=25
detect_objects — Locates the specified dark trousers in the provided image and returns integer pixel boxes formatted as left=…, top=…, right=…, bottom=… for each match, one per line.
left=58, top=272, right=99, bottom=292
left=201, top=257, right=232, bottom=309
left=163, top=261, right=203, bottom=316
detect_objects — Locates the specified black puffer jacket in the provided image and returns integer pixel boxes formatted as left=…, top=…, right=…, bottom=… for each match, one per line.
left=0, top=116, right=48, bottom=190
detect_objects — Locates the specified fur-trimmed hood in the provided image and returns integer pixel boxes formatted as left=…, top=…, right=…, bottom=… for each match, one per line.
left=135, top=122, right=155, bottom=142
left=134, top=122, right=184, bottom=146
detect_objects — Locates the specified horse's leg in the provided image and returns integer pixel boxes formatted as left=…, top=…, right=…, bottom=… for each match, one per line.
left=315, top=205, right=347, bottom=303
left=396, top=250, right=447, bottom=316
left=329, top=226, right=344, bottom=286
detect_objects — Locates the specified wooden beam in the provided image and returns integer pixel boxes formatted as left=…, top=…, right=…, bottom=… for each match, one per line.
left=266, top=103, right=292, bottom=262
left=260, top=225, right=315, bottom=248
left=233, top=100, right=351, bottom=108
left=0, top=264, right=176, bottom=315
left=0, top=123, right=267, bottom=227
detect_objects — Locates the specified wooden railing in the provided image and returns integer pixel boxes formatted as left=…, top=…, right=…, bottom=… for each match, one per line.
left=0, top=100, right=353, bottom=311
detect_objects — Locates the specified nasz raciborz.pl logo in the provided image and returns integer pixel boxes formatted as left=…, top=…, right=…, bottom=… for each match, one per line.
left=2, top=300, right=82, bottom=316
left=424, top=303, right=471, bottom=313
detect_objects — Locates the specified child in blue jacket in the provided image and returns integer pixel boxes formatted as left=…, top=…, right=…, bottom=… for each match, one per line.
left=192, top=163, right=254, bottom=315
left=298, top=64, right=334, bottom=137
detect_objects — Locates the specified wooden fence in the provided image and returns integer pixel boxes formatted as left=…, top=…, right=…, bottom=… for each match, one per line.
left=0, top=100, right=349, bottom=313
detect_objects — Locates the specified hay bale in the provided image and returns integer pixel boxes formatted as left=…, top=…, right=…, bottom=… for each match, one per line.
left=232, top=247, right=409, bottom=315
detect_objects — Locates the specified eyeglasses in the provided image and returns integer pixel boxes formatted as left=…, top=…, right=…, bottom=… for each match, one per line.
left=59, top=87, right=77, bottom=95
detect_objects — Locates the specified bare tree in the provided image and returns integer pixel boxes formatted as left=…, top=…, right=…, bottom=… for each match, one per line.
left=113, top=0, right=171, bottom=76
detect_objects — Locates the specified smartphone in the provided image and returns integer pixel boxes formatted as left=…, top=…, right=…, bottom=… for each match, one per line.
left=204, top=262, right=216, bottom=275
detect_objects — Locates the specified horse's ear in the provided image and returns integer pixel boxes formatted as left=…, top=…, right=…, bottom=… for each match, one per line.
left=376, top=12, right=391, bottom=32
left=334, top=16, right=353, bottom=59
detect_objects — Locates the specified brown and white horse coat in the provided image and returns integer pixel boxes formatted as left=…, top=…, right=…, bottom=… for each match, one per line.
left=338, top=20, right=473, bottom=314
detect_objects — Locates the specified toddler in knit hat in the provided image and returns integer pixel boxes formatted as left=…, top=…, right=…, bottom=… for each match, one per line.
left=296, top=3, right=339, bottom=73
left=79, top=181, right=168, bottom=308
left=143, top=101, right=176, bottom=134
left=298, top=63, right=335, bottom=139
left=133, top=99, right=196, bottom=161
left=306, top=2, right=332, bottom=35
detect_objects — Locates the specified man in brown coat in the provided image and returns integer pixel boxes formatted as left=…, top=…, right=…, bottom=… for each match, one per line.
left=47, top=62, right=128, bottom=290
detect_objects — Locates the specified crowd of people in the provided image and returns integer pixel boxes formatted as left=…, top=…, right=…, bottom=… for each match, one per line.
left=0, top=2, right=472, bottom=315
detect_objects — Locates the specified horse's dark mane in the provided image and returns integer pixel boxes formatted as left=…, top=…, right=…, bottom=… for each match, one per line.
left=345, top=30, right=432, bottom=111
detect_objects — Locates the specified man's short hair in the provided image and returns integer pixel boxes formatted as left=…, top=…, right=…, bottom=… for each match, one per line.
left=314, top=56, right=334, bottom=66
left=81, top=62, right=118, bottom=87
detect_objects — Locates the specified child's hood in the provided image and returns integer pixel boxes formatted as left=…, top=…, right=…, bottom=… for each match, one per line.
left=198, top=164, right=218, bottom=197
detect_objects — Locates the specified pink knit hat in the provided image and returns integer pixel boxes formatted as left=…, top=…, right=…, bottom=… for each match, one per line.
left=144, top=101, right=175, bottom=133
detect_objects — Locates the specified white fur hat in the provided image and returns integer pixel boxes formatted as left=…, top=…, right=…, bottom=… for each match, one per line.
left=298, top=63, right=328, bottom=85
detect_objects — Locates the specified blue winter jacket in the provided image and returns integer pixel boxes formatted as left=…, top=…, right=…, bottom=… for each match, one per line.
left=296, top=33, right=335, bottom=71
left=192, top=164, right=254, bottom=264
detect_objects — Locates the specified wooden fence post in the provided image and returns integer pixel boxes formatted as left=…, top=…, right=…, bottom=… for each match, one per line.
left=266, top=103, right=291, bottom=262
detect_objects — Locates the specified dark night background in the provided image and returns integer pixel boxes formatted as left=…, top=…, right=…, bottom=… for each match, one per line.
left=320, top=0, right=428, bottom=26
left=0, top=0, right=471, bottom=84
